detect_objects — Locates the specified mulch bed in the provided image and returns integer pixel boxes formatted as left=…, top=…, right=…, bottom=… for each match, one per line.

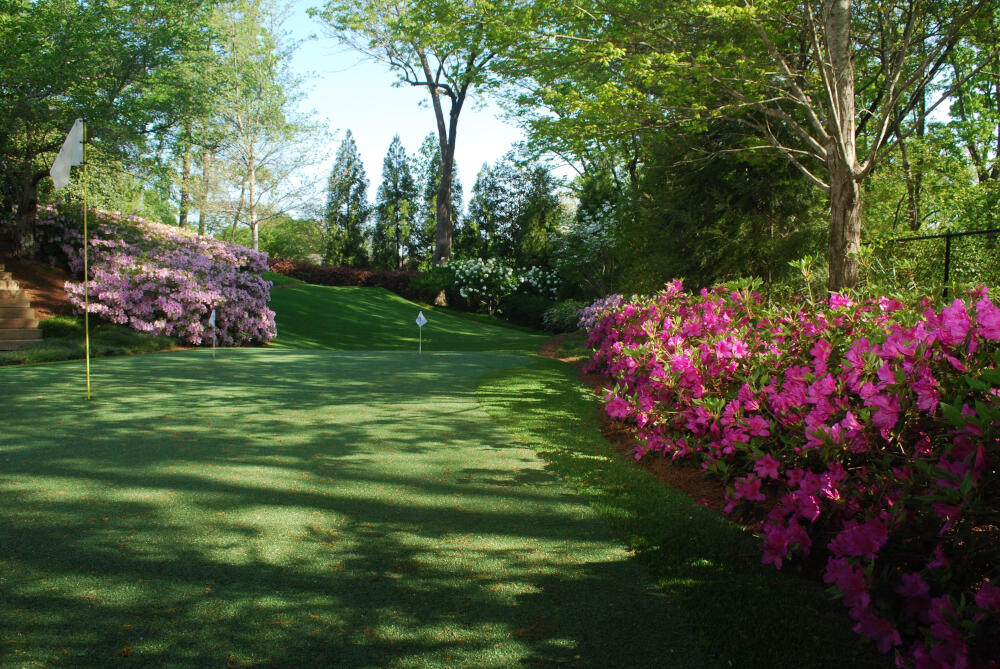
left=0, top=254, right=73, bottom=319
left=538, top=332, right=730, bottom=516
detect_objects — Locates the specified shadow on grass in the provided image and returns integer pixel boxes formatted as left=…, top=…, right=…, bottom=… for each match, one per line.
left=0, top=350, right=712, bottom=667
left=476, top=358, right=891, bottom=669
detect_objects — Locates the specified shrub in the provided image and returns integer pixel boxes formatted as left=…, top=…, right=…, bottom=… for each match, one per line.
left=587, top=281, right=1000, bottom=667
left=578, top=294, right=623, bottom=332
left=446, top=258, right=559, bottom=316
left=542, top=299, right=587, bottom=332
left=269, top=259, right=416, bottom=298
left=498, top=293, right=555, bottom=330
left=35, top=206, right=275, bottom=346
left=409, top=265, right=453, bottom=304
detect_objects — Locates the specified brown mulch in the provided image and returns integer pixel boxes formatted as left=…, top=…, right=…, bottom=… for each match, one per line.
left=0, top=254, right=73, bottom=319
left=538, top=333, right=730, bottom=516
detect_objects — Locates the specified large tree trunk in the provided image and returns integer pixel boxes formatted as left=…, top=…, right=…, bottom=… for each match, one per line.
left=434, top=160, right=453, bottom=264
left=11, top=169, right=45, bottom=258
left=827, top=151, right=862, bottom=292
left=824, top=0, right=861, bottom=292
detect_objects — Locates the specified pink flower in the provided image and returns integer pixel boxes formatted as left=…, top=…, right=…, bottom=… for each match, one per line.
left=605, top=396, right=631, bottom=419
left=754, top=454, right=781, bottom=479
left=975, top=297, right=1000, bottom=340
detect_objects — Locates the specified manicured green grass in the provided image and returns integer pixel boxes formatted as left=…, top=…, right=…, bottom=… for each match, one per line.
left=262, top=269, right=302, bottom=286
left=0, top=315, right=178, bottom=366
left=477, top=359, right=887, bottom=669
left=0, top=349, right=713, bottom=667
left=268, top=284, right=547, bottom=353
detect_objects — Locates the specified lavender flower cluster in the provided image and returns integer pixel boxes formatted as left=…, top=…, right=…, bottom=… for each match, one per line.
left=35, top=206, right=276, bottom=346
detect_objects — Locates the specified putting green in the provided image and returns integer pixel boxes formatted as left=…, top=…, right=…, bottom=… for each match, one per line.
left=0, top=349, right=713, bottom=667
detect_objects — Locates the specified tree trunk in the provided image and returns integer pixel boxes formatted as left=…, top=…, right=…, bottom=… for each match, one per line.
left=827, top=151, right=862, bottom=292
left=198, top=149, right=214, bottom=236
left=249, top=161, right=258, bottom=252
left=179, top=140, right=192, bottom=228
left=11, top=169, right=45, bottom=258
left=434, top=161, right=454, bottom=264
left=824, top=0, right=861, bottom=292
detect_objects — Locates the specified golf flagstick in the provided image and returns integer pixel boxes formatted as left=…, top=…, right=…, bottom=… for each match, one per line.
left=416, top=310, right=427, bottom=355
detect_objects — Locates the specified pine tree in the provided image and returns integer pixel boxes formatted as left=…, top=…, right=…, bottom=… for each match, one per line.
left=324, top=130, right=370, bottom=266
left=373, top=136, right=417, bottom=270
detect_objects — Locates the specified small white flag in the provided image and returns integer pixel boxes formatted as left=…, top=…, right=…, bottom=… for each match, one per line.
left=209, top=308, right=216, bottom=328
left=49, top=119, right=85, bottom=189
left=416, top=311, right=427, bottom=327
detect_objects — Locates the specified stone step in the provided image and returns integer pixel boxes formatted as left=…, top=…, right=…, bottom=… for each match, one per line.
left=0, top=318, right=39, bottom=329
left=0, top=271, right=10, bottom=281
left=0, top=328, right=42, bottom=341
left=0, top=289, right=26, bottom=303
left=0, top=305, right=35, bottom=318
left=0, top=279, right=18, bottom=291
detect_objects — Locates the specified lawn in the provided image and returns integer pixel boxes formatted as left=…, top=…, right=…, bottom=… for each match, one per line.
left=0, top=349, right=713, bottom=667
left=0, top=285, right=885, bottom=668
left=267, top=284, right=547, bottom=353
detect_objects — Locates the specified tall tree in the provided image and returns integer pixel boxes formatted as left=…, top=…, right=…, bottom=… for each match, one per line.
left=0, top=0, right=210, bottom=254
left=373, top=135, right=417, bottom=269
left=324, top=130, right=370, bottom=266
left=411, top=132, right=461, bottom=268
left=463, top=152, right=561, bottom=266
left=312, top=0, right=498, bottom=264
left=495, top=0, right=996, bottom=290
left=214, top=0, right=326, bottom=251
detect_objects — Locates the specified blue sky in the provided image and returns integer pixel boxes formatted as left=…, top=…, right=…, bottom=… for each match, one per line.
left=287, top=1, right=526, bottom=204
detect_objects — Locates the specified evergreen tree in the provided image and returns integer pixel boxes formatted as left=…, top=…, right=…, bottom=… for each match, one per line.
left=462, top=152, right=561, bottom=266
left=373, top=136, right=417, bottom=270
left=324, top=130, right=370, bottom=266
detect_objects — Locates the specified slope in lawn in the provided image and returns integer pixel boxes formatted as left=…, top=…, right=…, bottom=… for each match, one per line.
left=268, top=284, right=546, bottom=353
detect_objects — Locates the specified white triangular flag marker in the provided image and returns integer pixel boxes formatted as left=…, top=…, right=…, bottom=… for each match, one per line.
left=50, top=119, right=85, bottom=189
left=416, top=311, right=427, bottom=354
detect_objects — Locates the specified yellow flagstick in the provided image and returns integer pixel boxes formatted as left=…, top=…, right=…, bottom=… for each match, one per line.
left=82, top=119, right=91, bottom=400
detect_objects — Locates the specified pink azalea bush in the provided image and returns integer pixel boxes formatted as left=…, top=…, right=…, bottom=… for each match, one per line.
left=584, top=282, right=999, bottom=668
left=35, top=206, right=276, bottom=346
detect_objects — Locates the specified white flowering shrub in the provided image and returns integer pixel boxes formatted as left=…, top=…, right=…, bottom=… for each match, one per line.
left=446, top=258, right=560, bottom=315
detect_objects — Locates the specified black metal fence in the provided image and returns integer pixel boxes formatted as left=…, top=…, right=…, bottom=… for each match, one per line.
left=865, top=228, right=1000, bottom=295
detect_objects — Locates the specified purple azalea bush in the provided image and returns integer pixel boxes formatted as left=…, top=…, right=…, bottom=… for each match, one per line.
left=35, top=206, right=276, bottom=346
left=584, top=282, right=999, bottom=669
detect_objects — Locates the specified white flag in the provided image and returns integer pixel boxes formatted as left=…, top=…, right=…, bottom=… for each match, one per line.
left=208, top=308, right=216, bottom=327
left=49, top=119, right=85, bottom=189
left=416, top=311, right=427, bottom=327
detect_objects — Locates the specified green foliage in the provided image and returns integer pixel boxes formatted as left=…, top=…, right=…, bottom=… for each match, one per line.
left=459, top=152, right=563, bottom=268
left=0, top=317, right=177, bottom=366
left=408, top=265, right=453, bottom=303
left=258, top=215, right=325, bottom=263
left=542, top=299, right=587, bottom=333
left=373, top=135, right=418, bottom=270
left=0, top=0, right=212, bottom=248
left=498, top=293, right=556, bottom=330
left=324, top=129, right=370, bottom=266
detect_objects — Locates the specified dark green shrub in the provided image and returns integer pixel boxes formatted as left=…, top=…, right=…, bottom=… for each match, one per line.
left=409, top=265, right=455, bottom=304
left=499, top=293, right=555, bottom=330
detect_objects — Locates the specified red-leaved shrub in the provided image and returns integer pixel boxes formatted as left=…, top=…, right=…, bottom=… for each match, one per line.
left=269, top=259, right=416, bottom=298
